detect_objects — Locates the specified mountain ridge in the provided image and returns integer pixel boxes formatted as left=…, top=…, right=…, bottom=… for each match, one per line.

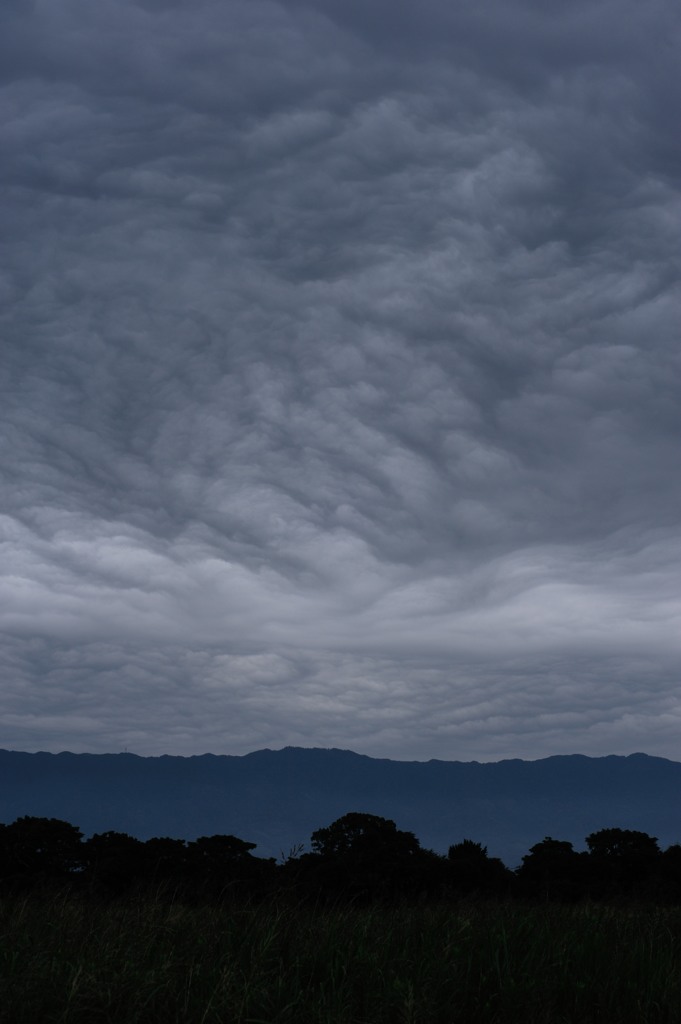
left=1, top=747, right=679, bottom=866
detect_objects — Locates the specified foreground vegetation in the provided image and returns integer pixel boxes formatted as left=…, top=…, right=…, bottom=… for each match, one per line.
left=3, top=812, right=681, bottom=904
left=2, top=894, right=681, bottom=1023
left=3, top=812, right=681, bottom=1021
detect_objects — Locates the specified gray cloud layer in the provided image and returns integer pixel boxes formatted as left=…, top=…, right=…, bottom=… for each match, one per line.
left=1, top=0, right=680, bottom=760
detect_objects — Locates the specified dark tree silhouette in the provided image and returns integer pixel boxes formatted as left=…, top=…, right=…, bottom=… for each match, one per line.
left=585, top=828, right=659, bottom=860
left=516, top=837, right=585, bottom=901
left=311, top=812, right=421, bottom=860
left=3, top=809, right=681, bottom=905
left=447, top=839, right=511, bottom=896
left=584, top=827, right=661, bottom=897
left=185, top=834, right=275, bottom=899
left=0, top=817, right=83, bottom=887
left=83, top=831, right=145, bottom=893
left=189, top=834, right=257, bottom=862
left=143, top=837, right=188, bottom=883
left=656, top=844, right=681, bottom=902
left=307, top=812, right=441, bottom=901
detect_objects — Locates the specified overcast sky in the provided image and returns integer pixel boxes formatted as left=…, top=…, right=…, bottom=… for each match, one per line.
left=1, top=0, right=680, bottom=762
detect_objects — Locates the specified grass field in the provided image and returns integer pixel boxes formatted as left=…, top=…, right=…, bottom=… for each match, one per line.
left=2, top=894, right=681, bottom=1023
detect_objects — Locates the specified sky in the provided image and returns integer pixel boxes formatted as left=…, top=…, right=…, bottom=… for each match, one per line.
left=1, top=0, right=680, bottom=763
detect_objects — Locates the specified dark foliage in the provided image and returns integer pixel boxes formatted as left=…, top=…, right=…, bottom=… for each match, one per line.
left=0, top=816, right=84, bottom=890
left=516, top=837, right=587, bottom=902
left=447, top=839, right=513, bottom=897
left=584, top=827, right=661, bottom=897
left=1, top=812, right=680, bottom=905
left=299, top=812, right=444, bottom=902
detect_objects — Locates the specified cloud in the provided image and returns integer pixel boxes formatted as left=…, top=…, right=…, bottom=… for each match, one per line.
left=0, top=0, right=679, bottom=760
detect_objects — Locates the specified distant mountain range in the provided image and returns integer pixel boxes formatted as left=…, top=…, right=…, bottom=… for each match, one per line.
left=1, top=747, right=679, bottom=866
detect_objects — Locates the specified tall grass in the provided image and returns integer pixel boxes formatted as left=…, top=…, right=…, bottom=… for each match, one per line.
left=2, top=894, right=681, bottom=1022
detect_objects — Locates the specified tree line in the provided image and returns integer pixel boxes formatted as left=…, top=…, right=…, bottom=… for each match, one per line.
left=2, top=811, right=680, bottom=903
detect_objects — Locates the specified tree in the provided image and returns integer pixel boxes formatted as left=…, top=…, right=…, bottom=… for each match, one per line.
left=655, top=844, right=681, bottom=902
left=0, top=816, right=84, bottom=885
left=311, top=812, right=421, bottom=860
left=584, top=828, right=661, bottom=896
left=516, top=837, right=585, bottom=901
left=188, top=834, right=257, bottom=869
left=447, top=839, right=511, bottom=895
left=585, top=828, right=659, bottom=861
left=83, top=831, right=145, bottom=892
left=185, top=834, right=274, bottom=898
left=143, top=837, right=188, bottom=882
left=308, top=813, right=437, bottom=901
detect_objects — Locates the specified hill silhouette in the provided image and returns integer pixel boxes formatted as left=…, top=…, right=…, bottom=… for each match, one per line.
left=1, top=747, right=679, bottom=865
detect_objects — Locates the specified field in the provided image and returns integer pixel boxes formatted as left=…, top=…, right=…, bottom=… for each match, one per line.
left=2, top=895, right=681, bottom=1023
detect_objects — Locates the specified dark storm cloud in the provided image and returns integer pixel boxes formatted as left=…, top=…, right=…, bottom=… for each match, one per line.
left=1, top=0, right=679, bottom=759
